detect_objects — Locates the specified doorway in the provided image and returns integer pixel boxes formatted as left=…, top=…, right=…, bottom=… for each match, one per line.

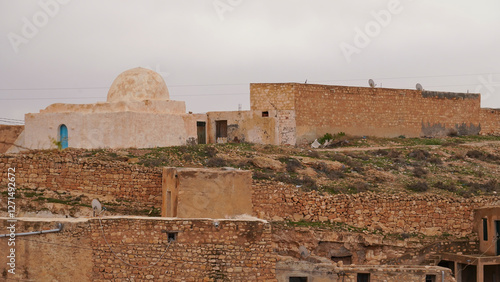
left=59, top=124, right=68, bottom=149
left=197, top=122, right=206, bottom=144
left=215, top=120, right=227, bottom=139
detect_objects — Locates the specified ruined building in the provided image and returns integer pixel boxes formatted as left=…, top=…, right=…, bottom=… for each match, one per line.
left=7, top=67, right=500, bottom=152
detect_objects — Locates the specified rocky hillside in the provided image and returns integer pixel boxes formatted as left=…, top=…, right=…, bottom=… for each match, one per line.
left=1, top=135, right=500, bottom=218
left=83, top=135, right=500, bottom=197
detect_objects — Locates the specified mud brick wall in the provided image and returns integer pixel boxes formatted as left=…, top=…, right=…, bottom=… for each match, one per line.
left=0, top=151, right=162, bottom=207
left=252, top=182, right=500, bottom=237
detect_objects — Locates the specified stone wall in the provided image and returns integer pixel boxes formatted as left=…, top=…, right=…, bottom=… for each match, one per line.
left=249, top=83, right=497, bottom=144
left=2, top=151, right=499, bottom=237
left=480, top=108, right=500, bottom=135
left=253, top=182, right=500, bottom=237
left=0, top=217, right=276, bottom=281
left=294, top=84, right=482, bottom=142
left=0, top=151, right=163, bottom=209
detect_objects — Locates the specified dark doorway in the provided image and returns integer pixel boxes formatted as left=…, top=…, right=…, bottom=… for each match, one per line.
left=496, top=220, right=500, bottom=255
left=461, top=263, right=477, bottom=282
left=485, top=265, right=500, bottom=282
left=289, top=277, right=307, bottom=282
left=197, top=122, right=206, bottom=144
left=357, top=273, right=370, bottom=282
left=438, top=260, right=455, bottom=275
left=216, top=120, right=227, bottom=139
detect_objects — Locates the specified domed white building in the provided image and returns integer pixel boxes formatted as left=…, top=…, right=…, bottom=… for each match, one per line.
left=16, top=67, right=203, bottom=150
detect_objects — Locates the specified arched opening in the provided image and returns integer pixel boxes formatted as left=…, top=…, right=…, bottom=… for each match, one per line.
left=59, top=124, right=68, bottom=149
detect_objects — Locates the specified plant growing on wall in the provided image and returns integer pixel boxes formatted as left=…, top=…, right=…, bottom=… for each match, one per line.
left=49, top=136, right=63, bottom=150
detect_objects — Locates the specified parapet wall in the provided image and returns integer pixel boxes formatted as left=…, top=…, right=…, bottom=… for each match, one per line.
left=0, top=217, right=275, bottom=281
left=253, top=182, right=500, bottom=237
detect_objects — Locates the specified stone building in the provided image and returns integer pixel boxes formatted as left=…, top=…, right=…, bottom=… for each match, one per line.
left=9, top=68, right=200, bottom=152
left=7, top=68, right=500, bottom=152
left=436, top=206, right=500, bottom=281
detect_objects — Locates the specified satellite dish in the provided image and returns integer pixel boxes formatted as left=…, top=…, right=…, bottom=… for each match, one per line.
left=368, top=79, right=376, bottom=88
left=416, top=83, right=423, bottom=91
left=91, top=199, right=102, bottom=216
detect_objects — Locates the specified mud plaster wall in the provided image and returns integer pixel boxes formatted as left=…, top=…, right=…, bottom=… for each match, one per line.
left=0, top=218, right=276, bottom=281
left=206, top=111, right=277, bottom=144
left=162, top=167, right=253, bottom=218
left=252, top=182, right=500, bottom=237
left=0, top=219, right=93, bottom=281
left=23, top=111, right=198, bottom=150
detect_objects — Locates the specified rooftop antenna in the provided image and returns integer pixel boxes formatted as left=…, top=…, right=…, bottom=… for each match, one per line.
left=368, top=79, right=376, bottom=88
left=416, top=83, right=423, bottom=91
left=92, top=199, right=102, bottom=217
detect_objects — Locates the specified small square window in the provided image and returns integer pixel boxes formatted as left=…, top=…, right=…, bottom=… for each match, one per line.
left=425, top=275, right=436, bottom=282
left=167, top=232, right=177, bottom=242
left=262, top=111, right=269, bottom=117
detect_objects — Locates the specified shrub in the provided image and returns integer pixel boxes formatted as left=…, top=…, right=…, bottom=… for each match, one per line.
left=308, top=150, right=321, bottom=158
left=347, top=181, right=370, bottom=193
left=406, top=181, right=429, bottom=192
left=285, top=158, right=303, bottom=172
left=466, top=150, right=500, bottom=162
left=408, top=149, right=430, bottom=161
left=428, top=156, right=443, bottom=165
left=301, top=175, right=318, bottom=191
left=183, top=153, right=193, bottom=162
left=412, top=167, right=428, bottom=178
left=434, top=181, right=456, bottom=192
left=206, top=157, right=226, bottom=167
left=205, top=146, right=217, bottom=158
left=318, top=133, right=334, bottom=144
left=252, top=171, right=272, bottom=180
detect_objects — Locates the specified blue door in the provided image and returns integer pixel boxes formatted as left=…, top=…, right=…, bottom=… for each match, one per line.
left=59, top=124, right=68, bottom=149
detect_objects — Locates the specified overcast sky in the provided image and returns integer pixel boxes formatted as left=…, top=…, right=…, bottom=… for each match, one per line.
left=1, top=0, right=499, bottom=124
